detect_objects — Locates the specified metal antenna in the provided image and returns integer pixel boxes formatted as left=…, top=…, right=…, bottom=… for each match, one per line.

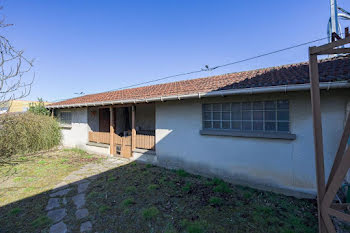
left=328, top=0, right=350, bottom=43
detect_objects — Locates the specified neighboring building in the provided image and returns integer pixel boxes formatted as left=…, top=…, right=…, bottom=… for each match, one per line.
left=0, top=100, right=51, bottom=114
left=47, top=55, right=350, bottom=198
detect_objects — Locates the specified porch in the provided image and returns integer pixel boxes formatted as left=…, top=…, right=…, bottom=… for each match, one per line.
left=87, top=103, right=155, bottom=158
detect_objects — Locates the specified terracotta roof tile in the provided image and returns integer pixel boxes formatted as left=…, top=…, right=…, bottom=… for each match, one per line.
left=50, top=55, right=350, bottom=107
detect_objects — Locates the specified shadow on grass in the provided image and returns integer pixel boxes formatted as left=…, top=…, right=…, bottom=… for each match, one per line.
left=0, top=159, right=319, bottom=233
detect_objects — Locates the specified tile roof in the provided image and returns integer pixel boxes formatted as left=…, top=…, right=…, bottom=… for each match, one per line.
left=50, top=55, right=350, bottom=107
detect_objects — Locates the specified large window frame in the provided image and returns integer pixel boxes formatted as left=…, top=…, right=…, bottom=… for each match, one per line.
left=201, top=100, right=295, bottom=140
left=59, top=111, right=72, bottom=127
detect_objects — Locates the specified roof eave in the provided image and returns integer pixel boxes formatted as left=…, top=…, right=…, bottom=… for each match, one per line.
left=46, top=81, right=350, bottom=109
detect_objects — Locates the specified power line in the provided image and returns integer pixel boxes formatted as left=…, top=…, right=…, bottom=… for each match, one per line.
left=80, top=35, right=330, bottom=96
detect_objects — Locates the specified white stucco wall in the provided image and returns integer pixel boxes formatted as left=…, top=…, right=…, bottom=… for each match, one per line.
left=57, top=108, right=89, bottom=148
left=155, top=90, right=349, bottom=197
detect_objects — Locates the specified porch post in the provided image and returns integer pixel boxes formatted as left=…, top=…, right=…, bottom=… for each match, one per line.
left=309, top=48, right=328, bottom=233
left=131, top=105, right=136, bottom=151
left=110, top=106, right=115, bottom=155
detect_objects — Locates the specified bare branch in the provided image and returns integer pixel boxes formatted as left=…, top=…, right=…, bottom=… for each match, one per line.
left=0, top=9, right=34, bottom=107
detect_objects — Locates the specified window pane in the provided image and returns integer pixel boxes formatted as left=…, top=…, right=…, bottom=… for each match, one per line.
left=277, top=122, right=289, bottom=132
left=253, top=101, right=263, bottom=110
left=242, top=111, right=252, bottom=120
left=213, top=112, right=221, bottom=120
left=222, top=103, right=230, bottom=111
left=242, top=102, right=251, bottom=110
left=265, top=101, right=276, bottom=110
left=231, top=102, right=240, bottom=111
left=203, top=104, right=212, bottom=111
left=242, top=121, right=252, bottom=131
left=265, top=122, right=276, bottom=131
left=213, top=121, right=221, bottom=129
left=222, top=121, right=230, bottom=129
left=264, top=111, right=276, bottom=121
left=204, top=121, right=212, bottom=129
left=232, top=121, right=241, bottom=130
left=277, top=111, right=289, bottom=121
left=222, top=112, right=230, bottom=120
left=203, top=112, right=211, bottom=120
left=231, top=111, right=241, bottom=120
left=277, top=100, right=289, bottom=110
left=253, top=121, right=263, bottom=131
left=213, top=104, right=221, bottom=111
left=253, top=111, right=263, bottom=120
left=60, top=112, right=72, bottom=125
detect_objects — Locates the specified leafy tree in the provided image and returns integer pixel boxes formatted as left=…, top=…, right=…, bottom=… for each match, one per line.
left=28, top=98, right=49, bottom=115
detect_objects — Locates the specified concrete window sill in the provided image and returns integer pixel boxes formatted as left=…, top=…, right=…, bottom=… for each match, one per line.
left=60, top=124, right=72, bottom=129
left=200, top=129, right=296, bottom=140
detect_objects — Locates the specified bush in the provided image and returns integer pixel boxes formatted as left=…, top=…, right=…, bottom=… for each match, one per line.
left=0, top=112, right=61, bottom=158
left=28, top=98, right=50, bottom=116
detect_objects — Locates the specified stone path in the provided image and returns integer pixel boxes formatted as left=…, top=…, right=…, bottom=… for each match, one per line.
left=45, top=156, right=129, bottom=233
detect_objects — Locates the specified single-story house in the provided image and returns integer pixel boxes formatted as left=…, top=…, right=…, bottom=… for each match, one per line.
left=47, top=55, right=350, bottom=198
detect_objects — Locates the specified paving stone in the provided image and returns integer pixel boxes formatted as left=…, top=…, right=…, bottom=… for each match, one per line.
left=46, top=198, right=60, bottom=210
left=50, top=188, right=72, bottom=197
left=80, top=221, right=92, bottom=232
left=49, top=221, right=67, bottom=233
left=75, top=208, right=89, bottom=220
left=78, top=181, right=90, bottom=193
left=47, top=208, right=67, bottom=223
left=72, top=194, right=86, bottom=209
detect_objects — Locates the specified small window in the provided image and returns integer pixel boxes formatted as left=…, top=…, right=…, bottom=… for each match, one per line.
left=60, top=111, right=72, bottom=125
left=202, top=100, right=290, bottom=133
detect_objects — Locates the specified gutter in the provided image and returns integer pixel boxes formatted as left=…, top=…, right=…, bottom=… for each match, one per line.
left=47, top=81, right=350, bottom=109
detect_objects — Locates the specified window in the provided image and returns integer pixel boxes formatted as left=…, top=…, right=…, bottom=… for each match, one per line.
left=60, top=111, right=72, bottom=125
left=203, top=100, right=290, bottom=133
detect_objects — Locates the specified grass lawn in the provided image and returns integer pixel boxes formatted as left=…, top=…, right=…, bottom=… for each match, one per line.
left=0, top=148, right=103, bottom=232
left=86, top=162, right=318, bottom=233
left=0, top=149, right=320, bottom=233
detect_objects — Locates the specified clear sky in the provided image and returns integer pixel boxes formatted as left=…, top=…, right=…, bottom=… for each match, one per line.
left=3, top=0, right=350, bottom=102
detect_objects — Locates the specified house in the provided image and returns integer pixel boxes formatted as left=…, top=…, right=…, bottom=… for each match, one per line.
left=0, top=100, right=51, bottom=114
left=47, top=55, right=350, bottom=198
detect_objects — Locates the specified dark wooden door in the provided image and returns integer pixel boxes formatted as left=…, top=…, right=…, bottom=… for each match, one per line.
left=99, top=108, right=110, bottom=132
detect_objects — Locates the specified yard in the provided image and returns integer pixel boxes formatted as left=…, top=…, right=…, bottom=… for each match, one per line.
left=0, top=149, right=318, bottom=233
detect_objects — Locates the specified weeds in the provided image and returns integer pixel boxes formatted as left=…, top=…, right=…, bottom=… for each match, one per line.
left=142, top=206, right=159, bottom=220
left=176, top=169, right=189, bottom=177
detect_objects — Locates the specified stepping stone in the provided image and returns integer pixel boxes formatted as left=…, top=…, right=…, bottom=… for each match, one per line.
left=78, top=181, right=90, bottom=193
left=75, top=208, right=89, bottom=220
left=47, top=208, right=67, bottom=223
left=50, top=221, right=67, bottom=233
left=46, top=198, right=60, bottom=210
left=80, top=221, right=92, bottom=232
left=50, top=188, right=71, bottom=197
left=72, top=194, right=86, bottom=209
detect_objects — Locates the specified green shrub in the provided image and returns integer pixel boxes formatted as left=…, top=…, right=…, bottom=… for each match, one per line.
left=28, top=98, right=50, bottom=115
left=0, top=112, right=61, bottom=158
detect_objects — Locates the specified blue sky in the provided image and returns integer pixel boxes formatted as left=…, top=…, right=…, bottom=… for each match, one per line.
left=3, top=0, right=350, bottom=102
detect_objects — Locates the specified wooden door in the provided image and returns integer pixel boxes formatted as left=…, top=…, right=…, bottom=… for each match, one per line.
left=99, top=108, right=110, bottom=132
